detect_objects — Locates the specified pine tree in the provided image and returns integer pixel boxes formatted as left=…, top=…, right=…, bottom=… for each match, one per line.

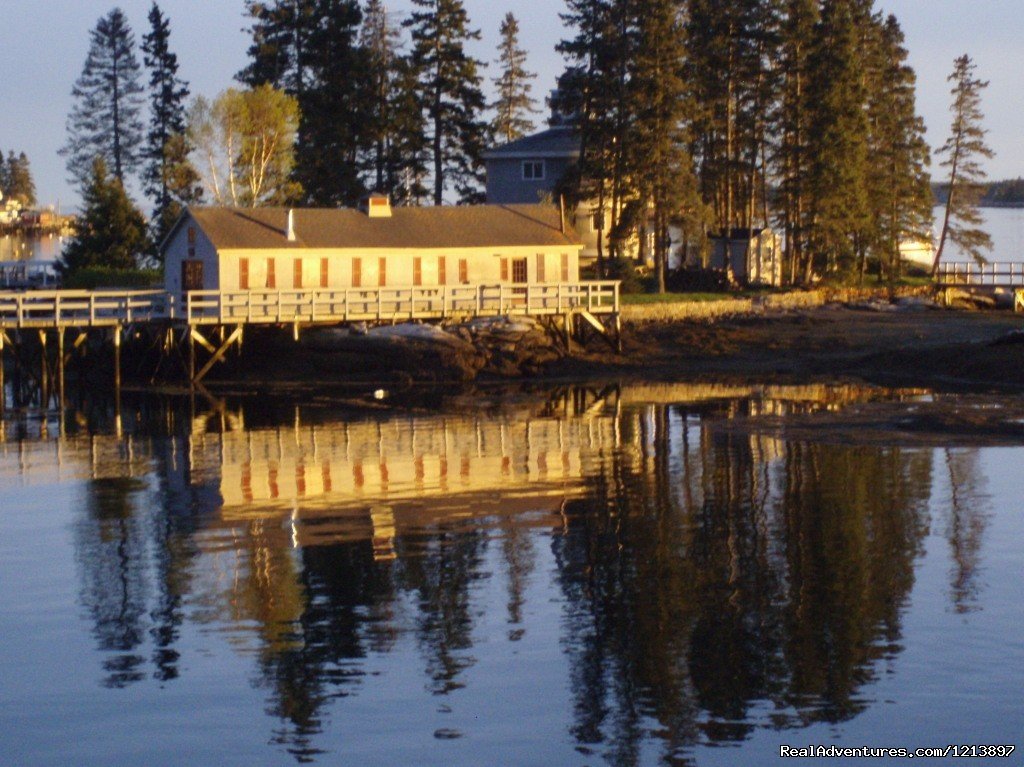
left=865, top=15, right=931, bottom=283
left=61, top=158, right=149, bottom=274
left=360, top=0, right=402, bottom=192
left=4, top=152, right=37, bottom=208
left=141, top=2, right=191, bottom=231
left=805, top=0, right=870, bottom=275
left=61, top=8, right=145, bottom=187
left=491, top=13, right=537, bottom=145
left=627, top=0, right=702, bottom=292
left=934, top=54, right=994, bottom=271
left=776, top=0, right=818, bottom=282
left=405, top=0, right=489, bottom=204
left=240, top=0, right=366, bottom=206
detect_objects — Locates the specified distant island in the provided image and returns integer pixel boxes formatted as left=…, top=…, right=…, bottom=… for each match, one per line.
left=933, top=178, right=1024, bottom=207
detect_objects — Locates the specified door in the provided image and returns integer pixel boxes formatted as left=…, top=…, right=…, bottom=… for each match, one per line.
left=182, top=259, right=204, bottom=290
left=510, top=258, right=528, bottom=306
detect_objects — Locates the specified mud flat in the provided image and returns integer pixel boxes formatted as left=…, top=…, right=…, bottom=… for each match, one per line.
left=551, top=305, right=1024, bottom=391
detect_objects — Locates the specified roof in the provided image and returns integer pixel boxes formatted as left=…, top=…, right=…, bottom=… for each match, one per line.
left=175, top=204, right=582, bottom=252
left=482, top=127, right=581, bottom=160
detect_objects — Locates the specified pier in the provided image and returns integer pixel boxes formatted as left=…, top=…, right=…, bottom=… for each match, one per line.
left=935, top=261, right=1024, bottom=311
left=0, top=281, right=620, bottom=401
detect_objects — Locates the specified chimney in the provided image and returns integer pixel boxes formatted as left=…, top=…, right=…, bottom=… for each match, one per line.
left=363, top=193, right=392, bottom=218
left=286, top=209, right=296, bottom=241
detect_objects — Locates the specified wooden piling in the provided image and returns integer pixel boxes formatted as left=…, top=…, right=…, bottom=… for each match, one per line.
left=57, top=329, right=65, bottom=409
left=38, top=330, right=48, bottom=408
left=0, top=330, right=5, bottom=414
left=113, top=325, right=122, bottom=391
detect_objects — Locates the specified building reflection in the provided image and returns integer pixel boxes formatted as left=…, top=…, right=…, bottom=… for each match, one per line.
left=0, top=383, right=988, bottom=763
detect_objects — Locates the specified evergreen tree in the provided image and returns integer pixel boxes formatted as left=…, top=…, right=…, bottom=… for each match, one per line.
left=61, top=158, right=149, bottom=274
left=491, top=13, right=537, bottom=145
left=405, top=0, right=489, bottom=205
left=627, top=0, right=702, bottom=292
left=141, top=2, right=191, bottom=232
left=360, top=0, right=402, bottom=191
left=805, top=0, right=870, bottom=274
left=775, top=0, right=818, bottom=282
left=3, top=151, right=37, bottom=208
left=152, top=133, right=203, bottom=251
left=865, top=15, right=931, bottom=282
left=61, top=8, right=145, bottom=187
left=240, top=0, right=366, bottom=206
left=934, top=54, right=994, bottom=271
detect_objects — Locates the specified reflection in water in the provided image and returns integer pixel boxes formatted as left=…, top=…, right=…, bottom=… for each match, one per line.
left=0, top=383, right=996, bottom=763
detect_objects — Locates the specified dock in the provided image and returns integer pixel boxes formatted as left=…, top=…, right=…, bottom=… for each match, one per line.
left=935, top=262, right=1024, bottom=311
left=0, top=282, right=620, bottom=402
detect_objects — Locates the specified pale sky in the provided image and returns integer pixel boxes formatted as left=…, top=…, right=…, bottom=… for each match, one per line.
left=0, top=0, right=1021, bottom=211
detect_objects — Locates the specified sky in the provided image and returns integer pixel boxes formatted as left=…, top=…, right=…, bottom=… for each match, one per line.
left=0, top=0, right=1022, bottom=212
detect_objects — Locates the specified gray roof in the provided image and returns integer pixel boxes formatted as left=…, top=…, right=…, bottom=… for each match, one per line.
left=482, top=127, right=581, bottom=160
left=179, top=204, right=582, bottom=251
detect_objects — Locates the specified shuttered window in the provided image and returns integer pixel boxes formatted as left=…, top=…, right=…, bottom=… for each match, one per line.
left=413, top=257, right=422, bottom=286
left=511, top=258, right=527, bottom=284
left=438, top=256, right=447, bottom=285
left=320, top=258, right=329, bottom=288
left=535, top=253, right=546, bottom=282
left=458, top=258, right=468, bottom=283
left=352, top=258, right=362, bottom=287
left=378, top=257, right=387, bottom=287
left=561, top=253, right=570, bottom=282
left=266, top=258, right=276, bottom=288
left=293, top=258, right=303, bottom=289
left=500, top=258, right=509, bottom=281
left=239, top=258, right=249, bottom=290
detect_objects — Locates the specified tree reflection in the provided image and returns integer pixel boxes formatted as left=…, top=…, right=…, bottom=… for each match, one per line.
left=554, top=402, right=935, bottom=763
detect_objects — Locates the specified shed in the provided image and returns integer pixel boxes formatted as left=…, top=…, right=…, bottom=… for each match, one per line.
left=708, top=228, right=783, bottom=287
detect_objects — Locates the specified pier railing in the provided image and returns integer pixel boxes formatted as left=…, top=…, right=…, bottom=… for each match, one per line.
left=935, top=262, right=1024, bottom=287
left=0, top=282, right=619, bottom=330
left=0, top=290, right=169, bottom=329
left=175, top=282, right=620, bottom=325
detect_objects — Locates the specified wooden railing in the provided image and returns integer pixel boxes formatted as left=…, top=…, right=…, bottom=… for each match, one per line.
left=936, top=262, right=1024, bottom=287
left=0, top=282, right=619, bottom=330
left=0, top=290, right=169, bottom=329
left=173, top=282, right=620, bottom=325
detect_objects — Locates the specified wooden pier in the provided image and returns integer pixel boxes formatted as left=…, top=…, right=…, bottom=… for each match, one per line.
left=935, top=262, right=1024, bottom=311
left=0, top=282, right=620, bottom=396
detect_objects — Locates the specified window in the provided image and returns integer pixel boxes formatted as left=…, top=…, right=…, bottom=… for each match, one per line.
left=266, top=258, right=276, bottom=288
left=522, top=160, right=545, bottom=180
left=561, top=253, right=570, bottom=282
left=320, top=258, right=329, bottom=288
left=458, top=258, right=468, bottom=284
left=239, top=257, right=249, bottom=290
left=293, top=258, right=303, bottom=289
left=378, top=257, right=387, bottom=287
left=438, top=256, right=447, bottom=285
left=511, top=258, right=528, bottom=284
left=352, top=258, right=362, bottom=287
left=413, top=257, right=422, bottom=286
left=500, top=258, right=509, bottom=282
left=535, top=253, right=546, bottom=282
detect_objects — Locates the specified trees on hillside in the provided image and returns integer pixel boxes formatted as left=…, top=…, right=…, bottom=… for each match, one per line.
left=934, top=54, right=994, bottom=271
left=188, top=86, right=301, bottom=207
left=61, top=8, right=145, bottom=187
left=491, top=13, right=537, bottom=145
left=1, top=151, right=37, bottom=208
left=405, top=0, right=489, bottom=205
left=61, top=158, right=149, bottom=274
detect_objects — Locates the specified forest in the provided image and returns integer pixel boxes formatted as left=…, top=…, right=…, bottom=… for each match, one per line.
left=57, top=0, right=990, bottom=285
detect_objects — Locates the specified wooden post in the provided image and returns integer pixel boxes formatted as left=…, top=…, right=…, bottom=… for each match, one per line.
left=57, top=328, right=65, bottom=410
left=0, top=329, right=5, bottom=414
left=188, top=325, right=196, bottom=384
left=38, top=330, right=48, bottom=409
left=113, top=324, right=122, bottom=392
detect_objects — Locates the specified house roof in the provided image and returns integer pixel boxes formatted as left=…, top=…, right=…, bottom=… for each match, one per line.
left=176, top=204, right=583, bottom=252
left=482, top=127, right=581, bottom=160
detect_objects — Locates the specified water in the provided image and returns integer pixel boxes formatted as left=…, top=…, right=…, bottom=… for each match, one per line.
left=0, top=233, right=65, bottom=262
left=936, top=206, right=1024, bottom=263
left=0, top=383, right=1021, bottom=766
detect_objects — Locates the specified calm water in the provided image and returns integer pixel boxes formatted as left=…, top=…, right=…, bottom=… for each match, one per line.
left=937, top=205, right=1024, bottom=263
left=0, top=383, right=1021, bottom=766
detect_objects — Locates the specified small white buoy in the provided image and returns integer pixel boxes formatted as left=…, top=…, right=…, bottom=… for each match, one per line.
left=373, top=389, right=387, bottom=400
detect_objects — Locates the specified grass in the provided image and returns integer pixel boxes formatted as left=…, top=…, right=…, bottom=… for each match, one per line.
left=621, top=290, right=766, bottom=305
